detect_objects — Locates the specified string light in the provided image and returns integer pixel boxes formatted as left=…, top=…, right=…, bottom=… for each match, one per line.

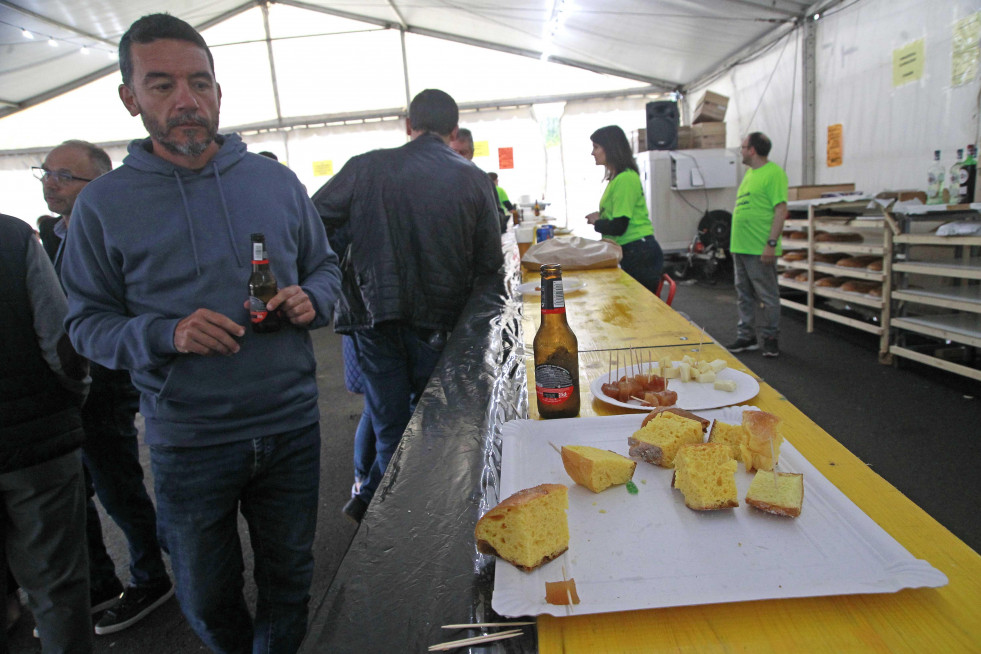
left=1, top=18, right=116, bottom=58
left=47, top=37, right=58, bottom=47
left=21, top=28, right=33, bottom=39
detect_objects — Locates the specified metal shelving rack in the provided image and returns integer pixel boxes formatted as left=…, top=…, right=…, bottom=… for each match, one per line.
left=777, top=196, right=893, bottom=359
left=886, top=203, right=981, bottom=381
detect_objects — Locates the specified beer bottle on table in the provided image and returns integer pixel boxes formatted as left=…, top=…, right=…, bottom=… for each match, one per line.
left=534, top=264, right=580, bottom=419
left=249, top=232, right=282, bottom=333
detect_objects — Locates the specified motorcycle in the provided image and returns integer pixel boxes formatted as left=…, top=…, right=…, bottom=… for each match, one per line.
left=667, top=210, right=731, bottom=282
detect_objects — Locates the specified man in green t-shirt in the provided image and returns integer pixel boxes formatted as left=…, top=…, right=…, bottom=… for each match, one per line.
left=727, top=132, right=789, bottom=358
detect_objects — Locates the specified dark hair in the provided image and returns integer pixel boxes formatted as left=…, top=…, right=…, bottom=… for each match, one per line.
left=488, top=172, right=498, bottom=181
left=59, top=139, right=112, bottom=176
left=119, top=13, right=214, bottom=87
left=747, top=132, right=772, bottom=157
left=408, top=89, right=459, bottom=136
left=590, top=125, right=638, bottom=180
left=257, top=151, right=278, bottom=161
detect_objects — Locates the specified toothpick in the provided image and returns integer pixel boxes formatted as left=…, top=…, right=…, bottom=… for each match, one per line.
left=561, top=564, right=574, bottom=616
left=608, top=350, right=614, bottom=384
left=428, top=629, right=524, bottom=651
left=769, top=436, right=779, bottom=487
left=441, top=622, right=534, bottom=629
left=548, top=441, right=562, bottom=455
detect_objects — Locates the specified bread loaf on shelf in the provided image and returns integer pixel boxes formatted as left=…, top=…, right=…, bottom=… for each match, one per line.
left=781, top=250, right=808, bottom=262
left=866, top=259, right=883, bottom=271
left=794, top=271, right=830, bottom=283
left=840, top=280, right=882, bottom=295
left=785, top=230, right=808, bottom=240
left=814, top=232, right=863, bottom=242
left=812, top=252, right=850, bottom=264
left=814, top=276, right=849, bottom=288
left=781, top=268, right=806, bottom=279
left=836, top=255, right=879, bottom=268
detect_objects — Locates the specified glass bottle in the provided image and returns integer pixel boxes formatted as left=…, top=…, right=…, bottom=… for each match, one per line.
left=947, top=149, right=964, bottom=205
left=958, top=144, right=977, bottom=204
left=249, top=233, right=283, bottom=333
left=533, top=264, right=580, bottom=419
left=926, top=150, right=945, bottom=205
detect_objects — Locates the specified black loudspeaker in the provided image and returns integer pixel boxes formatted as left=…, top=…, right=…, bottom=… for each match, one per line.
left=646, top=101, right=679, bottom=150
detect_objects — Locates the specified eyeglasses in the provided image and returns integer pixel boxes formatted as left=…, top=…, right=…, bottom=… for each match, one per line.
left=32, top=166, right=94, bottom=184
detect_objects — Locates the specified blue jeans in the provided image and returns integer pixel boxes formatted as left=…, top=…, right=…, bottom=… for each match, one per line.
left=352, top=324, right=447, bottom=504
left=150, top=424, right=320, bottom=654
left=620, top=235, right=664, bottom=295
left=733, top=252, right=781, bottom=340
left=81, top=370, right=167, bottom=590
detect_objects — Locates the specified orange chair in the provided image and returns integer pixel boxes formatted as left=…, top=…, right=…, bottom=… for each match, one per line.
left=656, top=273, right=677, bottom=306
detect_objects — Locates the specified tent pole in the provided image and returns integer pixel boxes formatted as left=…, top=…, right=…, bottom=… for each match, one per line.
left=400, top=29, right=411, bottom=119
left=802, top=19, right=817, bottom=185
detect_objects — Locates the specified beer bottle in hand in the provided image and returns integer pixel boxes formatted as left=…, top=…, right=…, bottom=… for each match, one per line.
left=249, top=233, right=282, bottom=333
left=533, top=264, right=580, bottom=419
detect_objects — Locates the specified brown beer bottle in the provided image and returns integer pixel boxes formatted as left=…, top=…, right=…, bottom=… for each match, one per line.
left=248, top=233, right=283, bottom=333
left=533, top=264, right=580, bottom=419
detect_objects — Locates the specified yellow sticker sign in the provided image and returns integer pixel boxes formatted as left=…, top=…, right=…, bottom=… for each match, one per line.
left=474, top=141, right=490, bottom=158
left=312, top=160, right=334, bottom=177
left=893, top=39, right=924, bottom=87
left=827, top=124, right=843, bottom=168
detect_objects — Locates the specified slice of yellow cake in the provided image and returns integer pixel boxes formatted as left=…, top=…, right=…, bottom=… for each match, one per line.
left=561, top=445, right=637, bottom=493
left=474, top=484, right=569, bottom=571
left=746, top=471, right=804, bottom=517
left=671, top=442, right=738, bottom=510
left=706, top=420, right=745, bottom=460
left=628, top=411, right=704, bottom=468
left=740, top=410, right=784, bottom=472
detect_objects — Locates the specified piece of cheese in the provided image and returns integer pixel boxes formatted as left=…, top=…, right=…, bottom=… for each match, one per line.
left=714, top=379, right=738, bottom=392
left=708, top=359, right=728, bottom=373
left=695, top=370, right=716, bottom=384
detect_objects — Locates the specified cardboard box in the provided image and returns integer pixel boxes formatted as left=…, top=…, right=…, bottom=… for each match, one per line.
left=692, top=122, right=726, bottom=149
left=630, top=128, right=647, bottom=154
left=786, top=183, right=856, bottom=201
left=693, top=90, right=728, bottom=123
left=677, top=125, right=693, bottom=149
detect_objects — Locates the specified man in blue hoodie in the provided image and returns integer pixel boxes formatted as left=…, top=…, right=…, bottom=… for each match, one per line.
left=61, top=14, right=341, bottom=654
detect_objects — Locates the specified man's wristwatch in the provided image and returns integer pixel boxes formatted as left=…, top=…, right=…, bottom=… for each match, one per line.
left=766, top=239, right=778, bottom=247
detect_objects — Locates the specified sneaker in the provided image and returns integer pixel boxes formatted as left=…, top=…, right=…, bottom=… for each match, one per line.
left=725, top=337, right=759, bottom=353
left=762, top=337, right=779, bottom=358
left=91, top=578, right=125, bottom=613
left=94, top=580, right=174, bottom=635
left=342, top=496, right=368, bottom=525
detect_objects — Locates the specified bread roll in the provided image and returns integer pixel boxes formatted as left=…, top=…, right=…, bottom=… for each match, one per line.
left=837, top=256, right=879, bottom=268
left=781, top=268, right=806, bottom=279
left=794, top=271, right=829, bottom=283
left=814, top=232, right=862, bottom=243
left=785, top=231, right=808, bottom=240
left=840, top=280, right=881, bottom=294
left=866, top=259, right=883, bottom=271
left=812, top=252, right=849, bottom=264
left=781, top=251, right=807, bottom=262
left=815, top=276, right=848, bottom=287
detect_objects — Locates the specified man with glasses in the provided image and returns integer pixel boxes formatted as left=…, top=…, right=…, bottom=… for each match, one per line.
left=35, top=140, right=175, bottom=636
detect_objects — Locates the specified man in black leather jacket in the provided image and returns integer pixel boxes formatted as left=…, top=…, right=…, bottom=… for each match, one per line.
left=313, top=89, right=503, bottom=523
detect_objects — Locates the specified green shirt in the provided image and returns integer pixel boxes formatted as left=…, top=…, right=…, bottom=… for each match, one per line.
left=730, top=161, right=788, bottom=255
left=496, top=185, right=510, bottom=212
left=599, top=169, right=653, bottom=246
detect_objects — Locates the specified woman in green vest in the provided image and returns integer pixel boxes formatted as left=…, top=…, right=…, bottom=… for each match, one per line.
left=585, top=125, right=664, bottom=294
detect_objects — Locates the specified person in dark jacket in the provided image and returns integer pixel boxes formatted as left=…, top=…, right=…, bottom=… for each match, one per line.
left=312, top=89, right=504, bottom=524
left=0, top=213, right=92, bottom=654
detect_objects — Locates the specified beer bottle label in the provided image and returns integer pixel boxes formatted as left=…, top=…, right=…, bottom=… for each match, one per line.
left=535, top=364, right=575, bottom=404
left=541, top=280, right=565, bottom=314
left=249, top=295, right=270, bottom=324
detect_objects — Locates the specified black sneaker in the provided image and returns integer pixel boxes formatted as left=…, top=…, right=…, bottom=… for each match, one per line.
left=94, top=580, right=174, bottom=635
left=725, top=337, right=759, bottom=353
left=91, top=578, right=124, bottom=613
left=762, top=337, right=779, bottom=357
left=343, top=496, right=368, bottom=525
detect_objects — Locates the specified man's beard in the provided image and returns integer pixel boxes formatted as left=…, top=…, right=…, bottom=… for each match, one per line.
left=144, top=111, right=218, bottom=158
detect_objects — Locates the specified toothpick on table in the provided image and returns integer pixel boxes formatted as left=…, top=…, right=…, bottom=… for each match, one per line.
left=769, top=436, right=779, bottom=487
left=548, top=441, right=562, bottom=455
left=440, top=622, right=534, bottom=629
left=608, top=350, right=614, bottom=384
left=561, top=564, right=575, bottom=616
left=428, top=629, right=524, bottom=651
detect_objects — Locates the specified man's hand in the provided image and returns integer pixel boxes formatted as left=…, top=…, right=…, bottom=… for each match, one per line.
left=761, top=245, right=777, bottom=266
left=174, top=309, right=245, bottom=356
left=267, top=285, right=316, bottom=326
left=585, top=211, right=600, bottom=225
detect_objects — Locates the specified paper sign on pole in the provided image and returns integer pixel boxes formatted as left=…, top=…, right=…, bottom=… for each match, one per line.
left=474, top=141, right=490, bottom=158
left=952, top=12, right=981, bottom=87
left=312, top=160, right=334, bottom=177
left=499, top=147, right=514, bottom=170
left=892, top=39, right=924, bottom=86
left=827, top=124, right=843, bottom=168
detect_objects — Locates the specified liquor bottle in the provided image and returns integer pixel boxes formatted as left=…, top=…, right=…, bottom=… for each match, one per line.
left=958, top=144, right=977, bottom=204
left=947, top=149, right=964, bottom=205
left=926, top=150, right=945, bottom=205
left=533, top=264, right=580, bottom=419
left=248, top=233, right=283, bottom=333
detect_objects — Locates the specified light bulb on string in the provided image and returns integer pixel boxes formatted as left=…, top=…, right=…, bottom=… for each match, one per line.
left=22, top=28, right=34, bottom=39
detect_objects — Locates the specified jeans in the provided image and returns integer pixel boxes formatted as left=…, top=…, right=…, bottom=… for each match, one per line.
left=81, top=370, right=167, bottom=590
left=352, top=409, right=375, bottom=490
left=150, top=423, right=320, bottom=654
left=733, top=252, right=781, bottom=340
left=620, top=235, right=664, bottom=295
left=352, top=324, right=447, bottom=504
left=1, top=450, right=92, bottom=654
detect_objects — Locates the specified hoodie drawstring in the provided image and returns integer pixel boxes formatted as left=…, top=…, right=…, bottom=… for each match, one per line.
left=213, top=161, right=243, bottom=269
left=173, top=171, right=202, bottom=276
left=172, top=163, right=244, bottom=277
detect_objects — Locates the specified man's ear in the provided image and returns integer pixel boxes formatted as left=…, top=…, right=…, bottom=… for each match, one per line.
left=448, top=126, right=460, bottom=141
left=119, top=84, right=140, bottom=117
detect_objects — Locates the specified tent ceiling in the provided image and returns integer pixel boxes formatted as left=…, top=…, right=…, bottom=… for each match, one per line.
left=0, top=0, right=820, bottom=121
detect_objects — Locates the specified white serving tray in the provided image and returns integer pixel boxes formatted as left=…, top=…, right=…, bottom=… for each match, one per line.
left=491, top=410, right=947, bottom=618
